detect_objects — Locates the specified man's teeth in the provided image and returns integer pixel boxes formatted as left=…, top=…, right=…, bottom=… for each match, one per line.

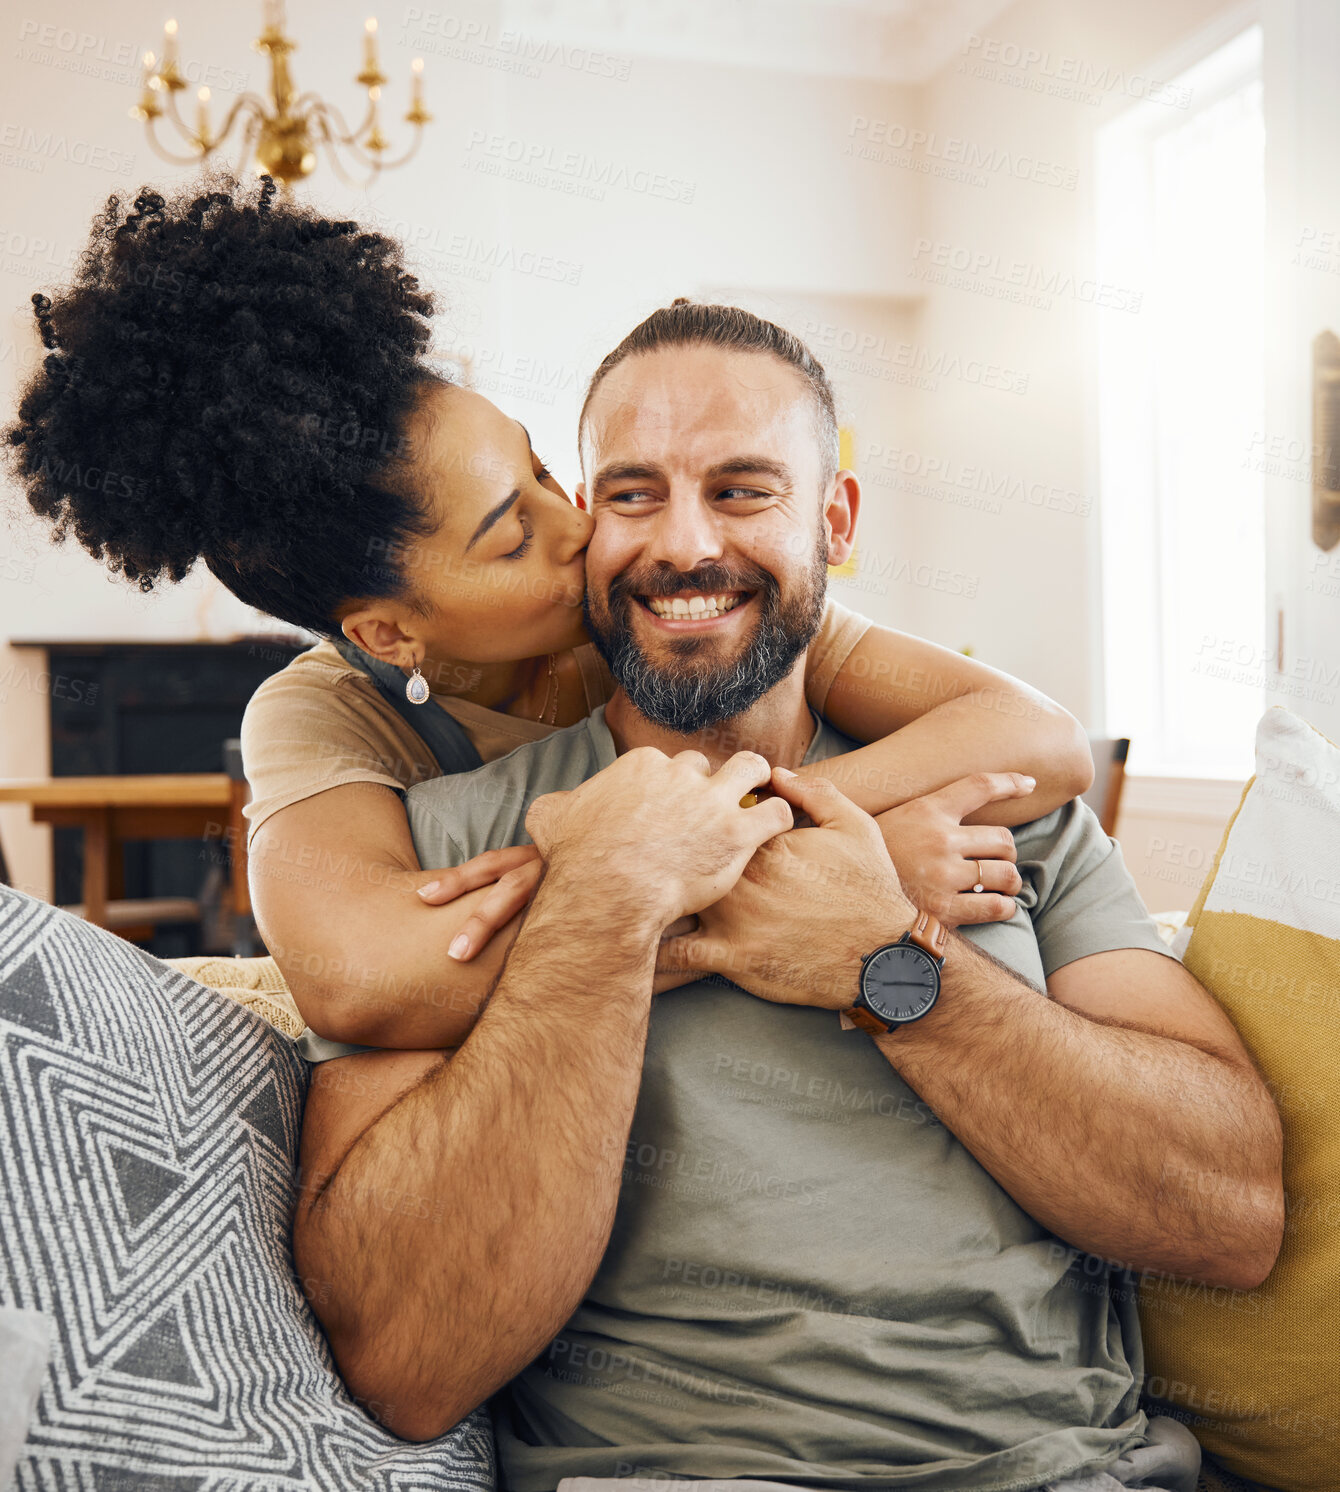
left=646, top=593, right=744, bottom=620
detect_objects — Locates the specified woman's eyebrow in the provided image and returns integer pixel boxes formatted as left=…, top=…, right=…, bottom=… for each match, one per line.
left=466, top=488, right=521, bottom=551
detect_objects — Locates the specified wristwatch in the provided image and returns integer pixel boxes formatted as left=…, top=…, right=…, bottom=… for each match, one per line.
left=841, top=909, right=948, bottom=1035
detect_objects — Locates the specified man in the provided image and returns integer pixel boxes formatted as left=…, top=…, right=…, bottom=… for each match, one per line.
left=294, top=303, right=1283, bottom=1492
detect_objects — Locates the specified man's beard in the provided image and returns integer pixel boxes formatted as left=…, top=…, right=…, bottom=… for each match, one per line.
left=584, top=532, right=829, bottom=734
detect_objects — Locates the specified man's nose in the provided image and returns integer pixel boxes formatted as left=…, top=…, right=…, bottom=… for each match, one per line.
left=647, top=494, right=724, bottom=574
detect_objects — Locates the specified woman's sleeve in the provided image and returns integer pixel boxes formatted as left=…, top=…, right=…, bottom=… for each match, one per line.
left=804, top=597, right=873, bottom=714
left=240, top=668, right=433, bottom=846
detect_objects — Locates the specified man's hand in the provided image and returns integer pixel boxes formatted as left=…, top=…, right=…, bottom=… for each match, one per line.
left=657, top=767, right=912, bottom=1008
left=526, top=747, right=793, bottom=932
left=875, top=773, right=1029, bottom=928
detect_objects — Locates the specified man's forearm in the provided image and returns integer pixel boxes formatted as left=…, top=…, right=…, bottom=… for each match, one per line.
left=875, top=938, right=1282, bottom=1286
left=295, top=878, right=659, bottom=1440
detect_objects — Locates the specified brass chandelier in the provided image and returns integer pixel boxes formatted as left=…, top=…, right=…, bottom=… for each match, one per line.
left=129, top=0, right=431, bottom=188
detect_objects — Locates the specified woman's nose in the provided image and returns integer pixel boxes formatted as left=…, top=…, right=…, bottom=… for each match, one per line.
left=561, top=498, right=595, bottom=562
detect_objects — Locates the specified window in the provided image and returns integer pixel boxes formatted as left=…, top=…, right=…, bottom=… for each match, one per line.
left=1097, top=24, right=1265, bottom=778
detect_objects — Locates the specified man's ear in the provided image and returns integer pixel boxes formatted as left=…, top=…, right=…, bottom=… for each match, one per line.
left=823, top=471, right=860, bottom=568
left=340, top=607, right=422, bottom=669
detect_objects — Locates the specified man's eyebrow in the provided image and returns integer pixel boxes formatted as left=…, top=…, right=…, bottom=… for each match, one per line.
left=592, top=457, right=794, bottom=493
left=592, top=462, right=667, bottom=492
left=466, top=488, right=521, bottom=551
left=703, top=456, right=794, bottom=485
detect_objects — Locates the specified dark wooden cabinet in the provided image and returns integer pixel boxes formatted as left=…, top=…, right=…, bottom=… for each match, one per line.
left=16, top=638, right=305, bottom=950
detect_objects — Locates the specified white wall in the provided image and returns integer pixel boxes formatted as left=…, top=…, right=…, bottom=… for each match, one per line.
left=0, top=0, right=916, bottom=894
left=1, top=0, right=1297, bottom=913
left=908, top=0, right=1243, bottom=721
left=1261, top=0, right=1340, bottom=745
left=907, top=0, right=1272, bottom=910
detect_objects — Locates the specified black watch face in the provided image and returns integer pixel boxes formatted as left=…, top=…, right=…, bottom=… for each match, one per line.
left=861, top=942, right=940, bottom=1024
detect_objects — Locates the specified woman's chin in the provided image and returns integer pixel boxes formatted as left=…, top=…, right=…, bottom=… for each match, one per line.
left=550, top=605, right=590, bottom=652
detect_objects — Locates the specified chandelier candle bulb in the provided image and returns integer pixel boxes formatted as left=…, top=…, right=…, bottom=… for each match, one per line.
left=158, top=18, right=185, bottom=89
left=365, top=87, right=388, bottom=153
left=131, top=51, right=163, bottom=120
left=364, top=18, right=378, bottom=69
left=196, top=86, right=210, bottom=145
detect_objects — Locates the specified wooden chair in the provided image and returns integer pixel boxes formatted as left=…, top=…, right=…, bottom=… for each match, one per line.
left=1083, top=737, right=1130, bottom=837
left=1, top=819, right=201, bottom=934
left=223, top=738, right=260, bottom=955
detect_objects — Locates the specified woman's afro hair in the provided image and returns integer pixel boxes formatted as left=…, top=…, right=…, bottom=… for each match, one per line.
left=4, top=174, right=446, bottom=636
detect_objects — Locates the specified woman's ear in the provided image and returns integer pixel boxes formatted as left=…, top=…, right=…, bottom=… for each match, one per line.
left=340, top=607, right=421, bottom=669
left=823, top=471, right=860, bottom=568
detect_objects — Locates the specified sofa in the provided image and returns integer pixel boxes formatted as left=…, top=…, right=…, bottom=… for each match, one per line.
left=0, top=884, right=494, bottom=1490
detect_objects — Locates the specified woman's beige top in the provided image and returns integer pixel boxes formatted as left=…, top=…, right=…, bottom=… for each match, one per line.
left=240, top=598, right=870, bottom=848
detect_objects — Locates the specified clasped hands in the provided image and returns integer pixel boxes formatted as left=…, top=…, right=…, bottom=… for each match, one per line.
left=419, top=750, right=1031, bottom=1010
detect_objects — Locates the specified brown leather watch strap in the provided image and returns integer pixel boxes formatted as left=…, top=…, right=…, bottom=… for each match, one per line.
left=907, top=908, right=948, bottom=961
left=844, top=1005, right=888, bottom=1037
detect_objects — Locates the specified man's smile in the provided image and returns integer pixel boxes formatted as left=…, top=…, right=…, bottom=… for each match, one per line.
left=635, top=589, right=757, bottom=631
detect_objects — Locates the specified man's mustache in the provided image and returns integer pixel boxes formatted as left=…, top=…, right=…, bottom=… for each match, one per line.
left=607, top=561, right=778, bottom=602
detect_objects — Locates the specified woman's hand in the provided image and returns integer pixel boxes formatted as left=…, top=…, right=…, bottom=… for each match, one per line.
left=875, top=773, right=1030, bottom=928
left=414, top=845, right=544, bottom=960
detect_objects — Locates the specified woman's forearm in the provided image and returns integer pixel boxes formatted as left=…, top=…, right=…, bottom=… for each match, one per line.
left=807, top=620, right=1093, bottom=823
left=261, top=878, right=518, bottom=1048
left=800, top=689, right=1093, bottom=824
left=250, top=783, right=516, bottom=1048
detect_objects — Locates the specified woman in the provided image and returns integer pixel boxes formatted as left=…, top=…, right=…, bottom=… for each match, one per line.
left=5, top=177, right=1092, bottom=1050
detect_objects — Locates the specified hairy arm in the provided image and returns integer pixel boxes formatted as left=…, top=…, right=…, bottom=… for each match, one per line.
left=291, top=747, right=792, bottom=1440
left=293, top=883, right=659, bottom=1441
left=250, top=782, right=525, bottom=1047
left=877, top=945, right=1284, bottom=1287
left=801, top=622, right=1093, bottom=824
left=665, top=772, right=1284, bottom=1290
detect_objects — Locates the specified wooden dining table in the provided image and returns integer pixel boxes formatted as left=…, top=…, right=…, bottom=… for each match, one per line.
left=0, top=774, right=247, bottom=931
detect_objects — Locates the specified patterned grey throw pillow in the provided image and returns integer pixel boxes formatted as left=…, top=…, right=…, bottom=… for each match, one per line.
left=0, top=887, right=496, bottom=1491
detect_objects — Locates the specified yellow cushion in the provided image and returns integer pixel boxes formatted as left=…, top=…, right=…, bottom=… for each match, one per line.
left=166, top=954, right=305, bottom=1040
left=1137, top=708, right=1340, bottom=1491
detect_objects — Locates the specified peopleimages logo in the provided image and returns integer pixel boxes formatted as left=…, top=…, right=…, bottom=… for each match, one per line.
left=846, top=117, right=1078, bottom=192
left=401, top=10, right=631, bottom=79
left=861, top=443, right=1094, bottom=518
left=806, top=318, right=1030, bottom=395
left=463, top=130, right=695, bottom=204
left=908, top=238, right=1143, bottom=313
left=0, top=124, right=133, bottom=177
left=960, top=34, right=1192, bottom=109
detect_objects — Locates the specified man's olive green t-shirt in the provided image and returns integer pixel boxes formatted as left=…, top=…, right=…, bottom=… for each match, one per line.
left=404, top=707, right=1178, bottom=1492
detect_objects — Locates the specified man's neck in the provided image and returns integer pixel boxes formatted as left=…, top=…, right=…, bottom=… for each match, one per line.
left=603, top=663, right=815, bottom=770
